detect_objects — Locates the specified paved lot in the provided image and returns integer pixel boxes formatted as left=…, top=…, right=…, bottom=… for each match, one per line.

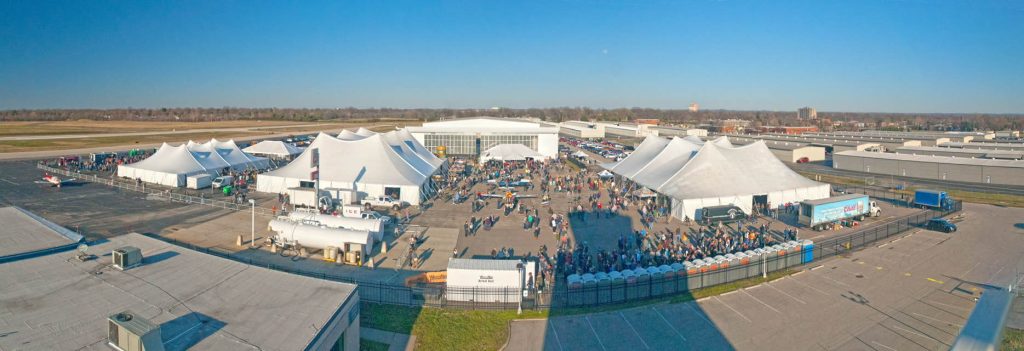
left=506, top=203, right=1024, bottom=351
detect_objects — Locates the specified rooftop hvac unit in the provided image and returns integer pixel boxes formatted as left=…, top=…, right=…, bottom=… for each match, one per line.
left=107, top=311, right=165, bottom=351
left=112, top=246, right=143, bottom=271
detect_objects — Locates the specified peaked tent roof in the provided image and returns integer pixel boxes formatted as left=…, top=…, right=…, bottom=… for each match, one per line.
left=355, top=127, right=377, bottom=137
left=381, top=130, right=435, bottom=177
left=602, top=135, right=671, bottom=177
left=657, top=141, right=825, bottom=200
left=480, top=144, right=543, bottom=161
left=262, top=132, right=429, bottom=186
left=396, top=128, right=445, bottom=168
left=630, top=137, right=703, bottom=189
left=243, top=140, right=304, bottom=156
left=122, top=143, right=209, bottom=175
left=338, top=129, right=367, bottom=140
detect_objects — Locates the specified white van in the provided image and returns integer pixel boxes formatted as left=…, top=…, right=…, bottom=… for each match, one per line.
left=212, top=175, right=234, bottom=188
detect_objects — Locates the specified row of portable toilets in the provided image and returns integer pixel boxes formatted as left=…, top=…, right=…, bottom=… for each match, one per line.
left=563, top=240, right=814, bottom=305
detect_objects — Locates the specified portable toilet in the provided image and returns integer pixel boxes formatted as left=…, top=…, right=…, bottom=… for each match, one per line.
left=608, top=271, right=625, bottom=302
left=724, top=253, right=742, bottom=281
left=567, top=274, right=583, bottom=306
left=767, top=245, right=783, bottom=271
left=581, top=273, right=598, bottom=305
left=744, top=250, right=760, bottom=276
left=595, top=272, right=611, bottom=303
left=801, top=240, right=815, bottom=263
left=648, top=266, right=665, bottom=296
left=659, top=265, right=676, bottom=294
left=621, top=269, right=638, bottom=299
left=784, top=241, right=803, bottom=267
left=635, top=267, right=652, bottom=298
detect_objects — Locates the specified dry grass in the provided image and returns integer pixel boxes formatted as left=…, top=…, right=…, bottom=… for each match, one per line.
left=0, top=120, right=312, bottom=136
left=0, top=131, right=263, bottom=153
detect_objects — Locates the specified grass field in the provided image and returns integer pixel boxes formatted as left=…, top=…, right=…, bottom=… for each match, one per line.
left=361, top=269, right=794, bottom=351
left=1005, top=328, right=1024, bottom=351
left=0, top=131, right=265, bottom=153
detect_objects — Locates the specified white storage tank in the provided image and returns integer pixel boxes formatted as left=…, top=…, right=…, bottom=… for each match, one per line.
left=286, top=211, right=385, bottom=241
left=269, top=219, right=372, bottom=257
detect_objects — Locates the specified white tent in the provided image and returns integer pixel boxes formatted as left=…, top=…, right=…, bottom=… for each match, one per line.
left=243, top=140, right=305, bottom=157
left=118, top=140, right=270, bottom=187
left=480, top=144, right=544, bottom=162
left=603, top=136, right=829, bottom=220
left=256, top=131, right=442, bottom=205
left=337, top=129, right=366, bottom=140
left=355, top=127, right=377, bottom=137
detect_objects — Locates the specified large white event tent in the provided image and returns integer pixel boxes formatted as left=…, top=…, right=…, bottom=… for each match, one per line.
left=117, top=139, right=270, bottom=187
left=243, top=140, right=305, bottom=158
left=255, top=129, right=445, bottom=205
left=480, top=144, right=544, bottom=162
left=606, top=136, right=829, bottom=220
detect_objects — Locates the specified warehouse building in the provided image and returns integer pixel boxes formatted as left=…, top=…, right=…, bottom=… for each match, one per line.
left=558, top=122, right=605, bottom=139
left=804, top=132, right=951, bottom=146
left=833, top=151, right=1024, bottom=186
left=894, top=146, right=1024, bottom=160
left=787, top=133, right=923, bottom=150
left=725, top=134, right=881, bottom=153
left=940, top=141, right=1024, bottom=152
left=727, top=136, right=826, bottom=162
left=650, top=125, right=708, bottom=138
left=0, top=230, right=361, bottom=351
left=407, top=117, right=558, bottom=158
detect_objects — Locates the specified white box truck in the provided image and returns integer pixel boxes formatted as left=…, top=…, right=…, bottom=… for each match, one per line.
left=186, top=174, right=212, bottom=189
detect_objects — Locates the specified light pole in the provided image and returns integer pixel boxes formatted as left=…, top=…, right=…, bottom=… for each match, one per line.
left=516, top=262, right=524, bottom=315
left=762, top=252, right=767, bottom=279
left=249, top=199, right=256, bottom=248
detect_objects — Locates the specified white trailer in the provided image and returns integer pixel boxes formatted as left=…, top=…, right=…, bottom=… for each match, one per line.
left=186, top=174, right=212, bottom=189
left=445, top=258, right=536, bottom=303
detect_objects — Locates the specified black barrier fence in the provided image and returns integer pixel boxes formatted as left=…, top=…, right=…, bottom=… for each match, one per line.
left=141, top=199, right=961, bottom=310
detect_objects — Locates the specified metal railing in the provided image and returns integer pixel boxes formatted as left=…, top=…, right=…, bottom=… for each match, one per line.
left=38, top=164, right=277, bottom=217
left=139, top=200, right=961, bottom=310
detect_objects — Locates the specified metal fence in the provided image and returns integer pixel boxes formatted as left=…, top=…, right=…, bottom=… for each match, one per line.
left=38, top=164, right=278, bottom=217
left=139, top=199, right=961, bottom=310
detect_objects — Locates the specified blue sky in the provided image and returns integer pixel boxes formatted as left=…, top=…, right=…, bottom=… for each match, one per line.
left=1, top=0, right=1022, bottom=113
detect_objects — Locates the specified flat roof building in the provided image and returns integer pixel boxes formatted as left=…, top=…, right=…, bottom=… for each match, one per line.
left=407, top=117, right=558, bottom=158
left=833, top=151, right=1024, bottom=186
left=727, top=136, right=826, bottom=163
left=0, top=230, right=360, bottom=350
left=0, top=206, right=83, bottom=262
left=558, top=122, right=605, bottom=139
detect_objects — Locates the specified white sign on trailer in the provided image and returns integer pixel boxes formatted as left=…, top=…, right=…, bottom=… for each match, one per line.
left=446, top=259, right=536, bottom=303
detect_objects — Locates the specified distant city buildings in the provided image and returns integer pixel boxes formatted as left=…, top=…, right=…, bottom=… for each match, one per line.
left=759, top=126, right=819, bottom=135
left=634, top=118, right=660, bottom=125
left=798, top=107, right=817, bottom=120
left=689, top=103, right=700, bottom=112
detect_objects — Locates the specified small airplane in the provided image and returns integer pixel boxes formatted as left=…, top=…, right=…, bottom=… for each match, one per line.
left=486, top=178, right=531, bottom=189
left=35, top=173, right=76, bottom=188
left=479, top=191, right=538, bottom=201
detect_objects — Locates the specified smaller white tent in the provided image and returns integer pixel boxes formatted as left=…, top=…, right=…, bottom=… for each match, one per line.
left=244, top=140, right=305, bottom=157
left=118, top=140, right=270, bottom=187
left=480, top=144, right=543, bottom=162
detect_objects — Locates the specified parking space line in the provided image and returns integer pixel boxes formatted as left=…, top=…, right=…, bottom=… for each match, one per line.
left=0, top=178, right=17, bottom=185
left=547, top=322, right=565, bottom=351
left=767, top=282, right=806, bottom=304
left=714, top=296, right=752, bottom=322
left=741, top=289, right=782, bottom=314
left=911, top=312, right=962, bottom=328
left=922, top=299, right=971, bottom=313
left=683, top=302, right=717, bottom=326
left=651, top=307, right=687, bottom=341
left=889, top=323, right=941, bottom=344
left=584, top=315, right=609, bottom=351
left=787, top=275, right=832, bottom=296
left=619, top=312, right=650, bottom=349
left=872, top=341, right=898, bottom=351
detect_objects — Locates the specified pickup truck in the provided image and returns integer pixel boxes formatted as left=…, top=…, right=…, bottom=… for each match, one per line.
left=361, top=195, right=406, bottom=210
left=361, top=211, right=392, bottom=224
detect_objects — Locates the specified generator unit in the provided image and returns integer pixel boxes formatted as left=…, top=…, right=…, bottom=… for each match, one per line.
left=112, top=246, right=143, bottom=271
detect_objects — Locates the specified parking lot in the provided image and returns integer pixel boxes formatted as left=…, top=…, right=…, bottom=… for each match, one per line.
left=507, top=202, right=1024, bottom=351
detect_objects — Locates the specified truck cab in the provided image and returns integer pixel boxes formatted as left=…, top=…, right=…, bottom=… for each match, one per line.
left=212, top=175, right=234, bottom=189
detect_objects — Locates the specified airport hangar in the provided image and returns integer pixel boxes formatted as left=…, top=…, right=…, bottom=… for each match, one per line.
left=833, top=150, right=1024, bottom=186
left=406, top=117, right=559, bottom=159
left=0, top=206, right=361, bottom=351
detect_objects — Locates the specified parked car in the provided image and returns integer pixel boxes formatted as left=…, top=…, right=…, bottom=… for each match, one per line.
left=796, top=157, right=810, bottom=163
left=925, top=218, right=957, bottom=233
left=361, top=211, right=392, bottom=224
left=212, top=176, right=234, bottom=188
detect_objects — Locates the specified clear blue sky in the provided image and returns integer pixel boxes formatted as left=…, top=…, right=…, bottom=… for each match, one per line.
left=2, top=0, right=1022, bottom=113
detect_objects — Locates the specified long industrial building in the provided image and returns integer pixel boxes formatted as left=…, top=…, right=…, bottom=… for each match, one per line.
left=833, top=151, right=1024, bottom=186
left=726, top=136, right=826, bottom=162
left=407, top=117, right=559, bottom=158
left=894, top=146, right=1024, bottom=160
left=725, top=134, right=881, bottom=153
left=940, top=141, right=1024, bottom=152
left=558, top=121, right=605, bottom=139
